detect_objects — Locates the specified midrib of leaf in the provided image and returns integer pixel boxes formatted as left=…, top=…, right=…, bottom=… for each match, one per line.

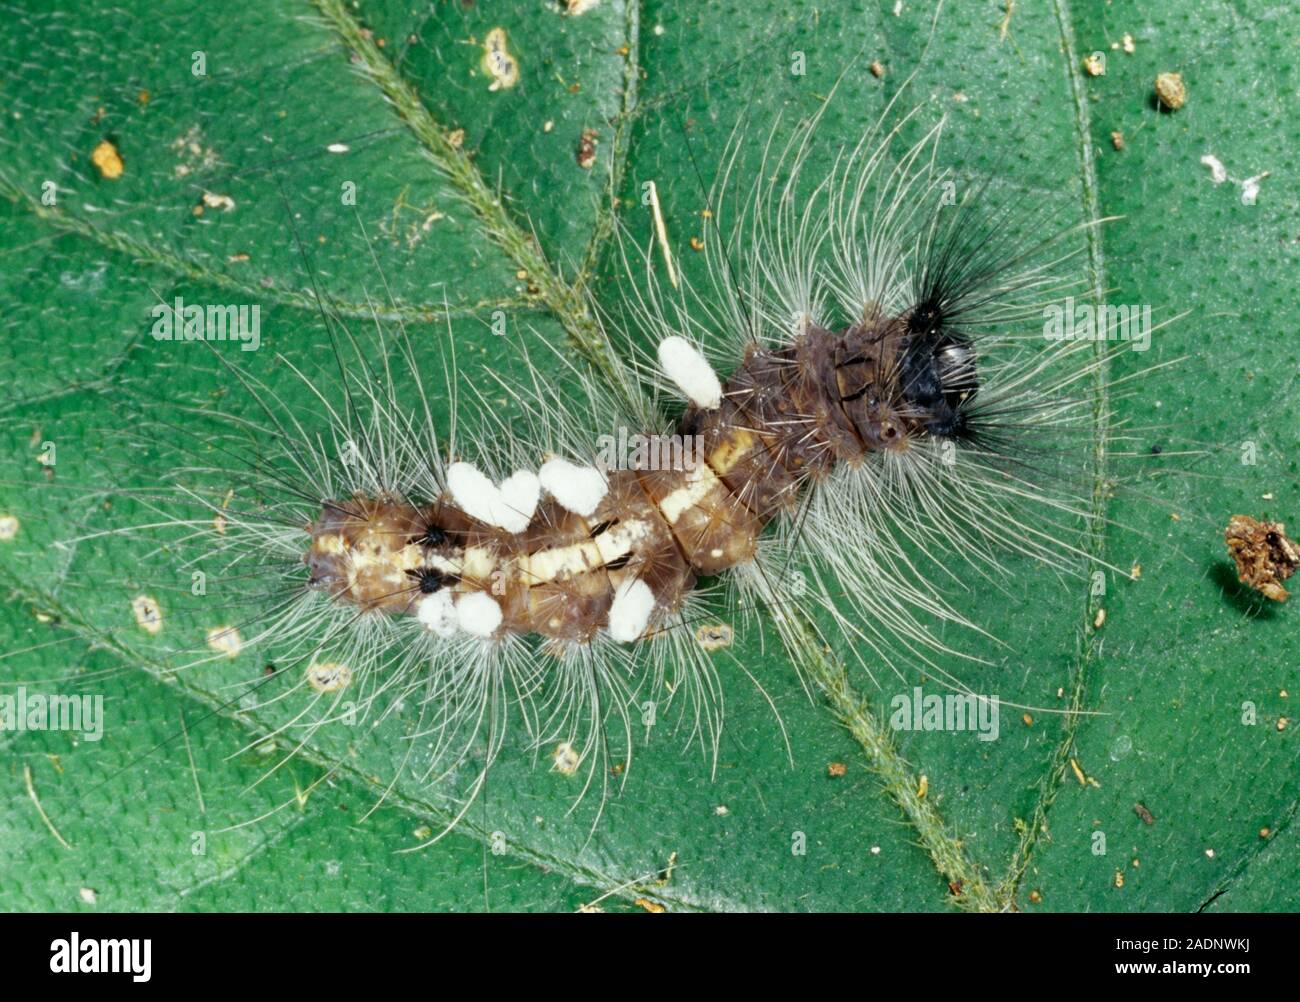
left=308, top=0, right=625, bottom=390
left=996, top=0, right=1113, bottom=907
left=308, top=0, right=996, bottom=910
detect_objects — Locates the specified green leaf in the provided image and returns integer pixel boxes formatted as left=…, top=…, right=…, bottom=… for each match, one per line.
left=1, top=0, right=1296, bottom=912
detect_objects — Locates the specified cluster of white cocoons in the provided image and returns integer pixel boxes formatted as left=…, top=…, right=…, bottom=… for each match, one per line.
left=433, top=336, right=719, bottom=646
left=421, top=575, right=652, bottom=643
left=657, top=336, right=722, bottom=409
left=417, top=590, right=503, bottom=639
left=446, top=462, right=539, bottom=533
left=449, top=457, right=612, bottom=526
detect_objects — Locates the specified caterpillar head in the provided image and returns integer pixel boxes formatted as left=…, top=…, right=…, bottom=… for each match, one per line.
left=831, top=317, right=979, bottom=452
left=897, top=331, right=978, bottom=440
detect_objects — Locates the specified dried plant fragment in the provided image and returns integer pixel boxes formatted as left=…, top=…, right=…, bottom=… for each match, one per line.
left=1154, top=71, right=1186, bottom=110
left=1225, top=514, right=1299, bottom=601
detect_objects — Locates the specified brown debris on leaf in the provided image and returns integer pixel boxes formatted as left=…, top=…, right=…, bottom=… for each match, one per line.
left=1154, top=71, right=1186, bottom=111
left=1225, top=514, right=1300, bottom=601
left=576, top=128, right=599, bottom=169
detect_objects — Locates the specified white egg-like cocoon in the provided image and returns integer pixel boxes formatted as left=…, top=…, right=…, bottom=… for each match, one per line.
left=657, top=336, right=722, bottom=409
left=607, top=578, right=655, bottom=643
left=539, top=458, right=608, bottom=517
left=456, top=591, right=503, bottom=638
left=446, top=462, right=539, bottom=533
left=416, top=590, right=458, bottom=638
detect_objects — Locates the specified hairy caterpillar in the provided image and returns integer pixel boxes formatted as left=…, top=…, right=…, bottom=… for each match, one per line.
left=50, top=93, right=1134, bottom=848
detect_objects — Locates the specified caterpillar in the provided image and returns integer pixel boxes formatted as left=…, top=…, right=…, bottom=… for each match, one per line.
left=62, top=95, right=1127, bottom=847
left=310, top=291, right=982, bottom=644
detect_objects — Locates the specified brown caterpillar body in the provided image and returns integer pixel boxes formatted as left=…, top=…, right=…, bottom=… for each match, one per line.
left=305, top=310, right=976, bottom=645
